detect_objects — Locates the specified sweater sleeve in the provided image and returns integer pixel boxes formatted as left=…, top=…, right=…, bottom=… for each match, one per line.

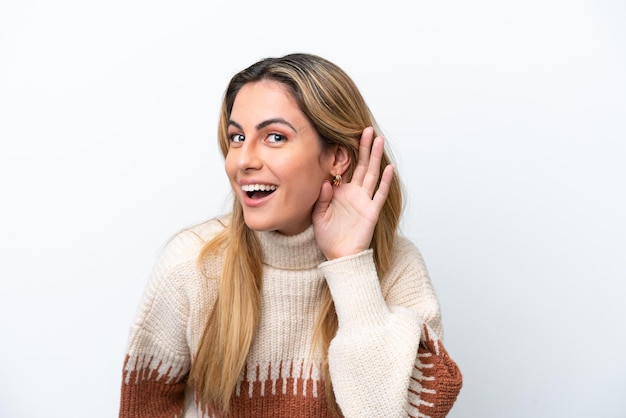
left=119, top=232, right=199, bottom=418
left=319, top=243, right=462, bottom=418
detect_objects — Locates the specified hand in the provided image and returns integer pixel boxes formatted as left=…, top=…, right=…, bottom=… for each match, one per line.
left=312, top=127, right=395, bottom=260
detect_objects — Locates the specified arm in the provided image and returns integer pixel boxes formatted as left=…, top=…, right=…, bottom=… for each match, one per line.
left=319, top=245, right=462, bottom=418
left=119, top=233, right=197, bottom=417
left=313, top=128, right=461, bottom=416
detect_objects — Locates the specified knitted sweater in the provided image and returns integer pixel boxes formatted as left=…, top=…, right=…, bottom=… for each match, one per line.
left=119, top=217, right=462, bottom=417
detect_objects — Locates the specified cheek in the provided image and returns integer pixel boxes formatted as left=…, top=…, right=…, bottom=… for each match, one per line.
left=289, top=164, right=326, bottom=200
left=284, top=184, right=321, bottom=217
left=224, top=155, right=236, bottom=181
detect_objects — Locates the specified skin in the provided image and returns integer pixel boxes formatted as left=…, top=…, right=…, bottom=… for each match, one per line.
left=225, top=80, right=394, bottom=260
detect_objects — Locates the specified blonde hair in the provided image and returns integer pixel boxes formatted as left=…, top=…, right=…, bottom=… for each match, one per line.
left=189, top=53, right=403, bottom=415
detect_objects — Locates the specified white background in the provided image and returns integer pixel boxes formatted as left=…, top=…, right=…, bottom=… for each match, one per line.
left=1, top=1, right=625, bottom=417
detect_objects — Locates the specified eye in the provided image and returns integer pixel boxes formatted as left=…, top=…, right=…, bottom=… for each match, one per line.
left=266, top=133, right=287, bottom=143
left=230, top=133, right=245, bottom=143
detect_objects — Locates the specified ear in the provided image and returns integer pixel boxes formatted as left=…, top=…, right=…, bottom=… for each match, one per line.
left=330, top=145, right=351, bottom=176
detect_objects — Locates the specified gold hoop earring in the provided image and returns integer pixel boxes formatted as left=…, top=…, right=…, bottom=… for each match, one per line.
left=332, top=174, right=342, bottom=187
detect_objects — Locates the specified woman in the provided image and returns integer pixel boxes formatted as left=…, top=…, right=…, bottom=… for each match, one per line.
left=119, top=53, right=462, bottom=417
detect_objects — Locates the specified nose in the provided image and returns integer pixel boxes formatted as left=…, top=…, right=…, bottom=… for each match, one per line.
left=236, top=140, right=262, bottom=171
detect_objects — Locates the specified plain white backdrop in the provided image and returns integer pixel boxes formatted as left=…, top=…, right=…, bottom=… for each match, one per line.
left=1, top=0, right=625, bottom=417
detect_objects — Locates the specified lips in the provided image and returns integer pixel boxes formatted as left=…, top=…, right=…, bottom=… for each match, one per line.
left=241, top=183, right=277, bottom=199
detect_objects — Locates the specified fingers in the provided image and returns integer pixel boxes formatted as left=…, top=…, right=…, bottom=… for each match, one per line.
left=351, top=127, right=375, bottom=186
left=312, top=180, right=333, bottom=219
left=372, top=164, right=394, bottom=209
left=362, top=135, right=385, bottom=194
left=352, top=127, right=387, bottom=198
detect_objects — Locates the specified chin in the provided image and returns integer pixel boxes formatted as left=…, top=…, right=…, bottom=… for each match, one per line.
left=242, top=215, right=276, bottom=232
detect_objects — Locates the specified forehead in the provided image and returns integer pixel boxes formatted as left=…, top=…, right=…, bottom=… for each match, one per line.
left=230, top=80, right=301, bottom=120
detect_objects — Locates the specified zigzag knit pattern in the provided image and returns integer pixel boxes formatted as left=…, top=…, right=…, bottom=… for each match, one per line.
left=120, top=327, right=461, bottom=418
left=409, top=325, right=463, bottom=418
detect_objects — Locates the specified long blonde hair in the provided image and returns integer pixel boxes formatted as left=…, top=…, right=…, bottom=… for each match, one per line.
left=189, top=53, right=403, bottom=415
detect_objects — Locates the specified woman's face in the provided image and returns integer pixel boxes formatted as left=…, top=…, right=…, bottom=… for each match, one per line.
left=225, top=80, right=335, bottom=235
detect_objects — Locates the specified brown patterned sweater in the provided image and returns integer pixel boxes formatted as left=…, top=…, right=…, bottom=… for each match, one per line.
left=119, top=217, right=462, bottom=417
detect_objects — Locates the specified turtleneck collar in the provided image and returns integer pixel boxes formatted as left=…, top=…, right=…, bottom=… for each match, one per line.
left=255, top=225, right=327, bottom=270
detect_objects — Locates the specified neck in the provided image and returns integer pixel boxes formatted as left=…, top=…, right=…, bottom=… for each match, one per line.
left=255, top=225, right=326, bottom=270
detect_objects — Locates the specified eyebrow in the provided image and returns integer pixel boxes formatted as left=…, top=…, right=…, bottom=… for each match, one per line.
left=227, top=118, right=297, bottom=132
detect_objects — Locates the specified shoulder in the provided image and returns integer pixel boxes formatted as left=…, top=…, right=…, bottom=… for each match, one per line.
left=381, top=234, right=443, bottom=334
left=180, top=215, right=229, bottom=244
left=388, top=234, right=430, bottom=277
left=155, top=215, right=229, bottom=273
left=165, top=215, right=229, bottom=252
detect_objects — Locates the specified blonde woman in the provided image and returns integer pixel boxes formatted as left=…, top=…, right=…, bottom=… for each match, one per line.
left=119, top=53, right=462, bottom=418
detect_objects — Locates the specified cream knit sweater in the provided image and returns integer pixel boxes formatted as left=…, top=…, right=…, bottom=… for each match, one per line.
left=119, top=217, right=461, bottom=417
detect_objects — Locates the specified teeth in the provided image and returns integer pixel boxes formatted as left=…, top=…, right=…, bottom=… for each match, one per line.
left=241, top=184, right=277, bottom=192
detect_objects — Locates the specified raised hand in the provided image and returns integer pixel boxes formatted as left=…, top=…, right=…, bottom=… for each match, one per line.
left=312, top=127, right=394, bottom=261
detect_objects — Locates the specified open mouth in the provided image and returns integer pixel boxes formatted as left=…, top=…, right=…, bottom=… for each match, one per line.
left=241, top=184, right=277, bottom=199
